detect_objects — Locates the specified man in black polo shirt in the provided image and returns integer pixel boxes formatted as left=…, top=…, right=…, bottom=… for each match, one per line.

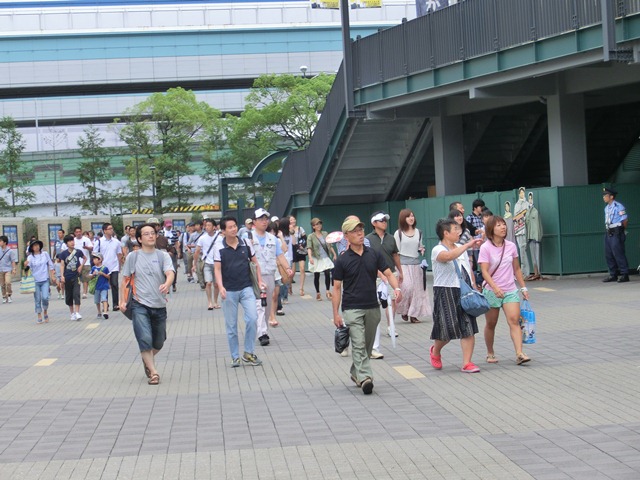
left=214, top=216, right=265, bottom=368
left=332, top=217, right=402, bottom=395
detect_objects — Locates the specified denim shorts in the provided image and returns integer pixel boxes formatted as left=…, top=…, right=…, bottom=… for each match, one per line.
left=131, top=300, right=167, bottom=352
left=483, top=288, right=520, bottom=308
left=94, top=289, right=108, bottom=304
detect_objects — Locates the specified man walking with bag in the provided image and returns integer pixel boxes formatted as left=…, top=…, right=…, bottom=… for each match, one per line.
left=119, top=223, right=175, bottom=385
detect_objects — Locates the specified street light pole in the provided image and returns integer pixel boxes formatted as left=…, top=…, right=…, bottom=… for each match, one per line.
left=150, top=165, right=157, bottom=214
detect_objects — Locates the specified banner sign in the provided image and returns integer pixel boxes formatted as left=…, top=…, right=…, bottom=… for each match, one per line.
left=91, top=222, right=103, bottom=235
left=48, top=224, right=62, bottom=249
left=311, top=0, right=381, bottom=9
left=416, top=0, right=456, bottom=17
left=173, top=219, right=186, bottom=232
left=2, top=225, right=18, bottom=251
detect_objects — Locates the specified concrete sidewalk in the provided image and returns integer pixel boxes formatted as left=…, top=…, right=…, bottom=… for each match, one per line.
left=0, top=273, right=638, bottom=479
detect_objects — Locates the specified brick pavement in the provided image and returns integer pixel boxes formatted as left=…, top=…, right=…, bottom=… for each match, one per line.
left=0, top=273, right=638, bottom=479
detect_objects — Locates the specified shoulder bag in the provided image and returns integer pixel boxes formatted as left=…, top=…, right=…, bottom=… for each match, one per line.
left=243, top=239, right=261, bottom=299
left=452, top=258, right=490, bottom=317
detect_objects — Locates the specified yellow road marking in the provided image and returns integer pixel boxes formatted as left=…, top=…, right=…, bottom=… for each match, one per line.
left=394, top=365, right=425, bottom=379
left=85, top=323, right=100, bottom=329
left=533, top=287, right=555, bottom=292
left=34, top=358, right=57, bottom=367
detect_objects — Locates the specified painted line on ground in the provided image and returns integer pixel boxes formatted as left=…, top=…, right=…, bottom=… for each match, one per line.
left=34, top=358, right=57, bottom=367
left=394, top=365, right=425, bottom=379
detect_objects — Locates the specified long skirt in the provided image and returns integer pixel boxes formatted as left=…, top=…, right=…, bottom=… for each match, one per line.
left=430, top=285, right=478, bottom=341
left=396, top=263, right=432, bottom=318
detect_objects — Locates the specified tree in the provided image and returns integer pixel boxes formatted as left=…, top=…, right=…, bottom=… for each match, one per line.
left=43, top=126, right=68, bottom=217
left=0, top=117, right=35, bottom=217
left=71, top=125, right=112, bottom=215
left=116, top=87, right=217, bottom=213
left=115, top=121, right=156, bottom=212
left=201, top=113, right=234, bottom=204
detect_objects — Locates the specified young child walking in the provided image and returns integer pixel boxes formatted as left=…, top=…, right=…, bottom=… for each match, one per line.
left=89, top=253, right=111, bottom=319
left=57, top=234, right=85, bottom=321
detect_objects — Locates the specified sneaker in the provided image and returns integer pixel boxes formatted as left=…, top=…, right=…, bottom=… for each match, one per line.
left=96, top=314, right=102, bottom=319
left=231, top=357, right=241, bottom=368
left=70, top=313, right=76, bottom=321
left=7, top=297, right=11, bottom=303
left=429, top=345, right=442, bottom=370
left=340, top=348, right=349, bottom=357
left=370, top=349, right=384, bottom=360
left=75, top=312, right=82, bottom=321
left=1, top=298, right=6, bottom=304
left=103, top=314, right=109, bottom=320
left=242, top=352, right=263, bottom=366
left=82, top=293, right=87, bottom=299
left=361, top=378, right=374, bottom=395
left=386, top=327, right=398, bottom=338
left=461, top=362, right=480, bottom=373
left=259, top=335, right=270, bottom=346
left=276, top=310, right=285, bottom=316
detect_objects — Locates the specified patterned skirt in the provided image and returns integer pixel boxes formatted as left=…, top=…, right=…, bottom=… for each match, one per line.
left=430, top=280, right=478, bottom=341
left=396, top=263, right=432, bottom=318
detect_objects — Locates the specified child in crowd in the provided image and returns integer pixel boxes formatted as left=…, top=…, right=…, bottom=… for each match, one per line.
left=89, top=253, right=110, bottom=319
left=57, top=234, right=85, bottom=321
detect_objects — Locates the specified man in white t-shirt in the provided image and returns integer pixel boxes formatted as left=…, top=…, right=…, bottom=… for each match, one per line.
left=73, top=227, right=93, bottom=298
left=94, top=222, right=124, bottom=312
left=193, top=218, right=222, bottom=310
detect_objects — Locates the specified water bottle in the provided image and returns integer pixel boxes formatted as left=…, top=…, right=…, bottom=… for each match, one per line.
left=260, top=289, right=267, bottom=307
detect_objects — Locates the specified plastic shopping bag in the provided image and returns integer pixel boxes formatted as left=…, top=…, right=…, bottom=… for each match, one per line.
left=519, top=300, right=536, bottom=344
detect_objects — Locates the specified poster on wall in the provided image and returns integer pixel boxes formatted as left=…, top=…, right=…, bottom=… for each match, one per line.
left=48, top=224, right=62, bottom=250
left=416, top=0, right=457, bottom=17
left=2, top=226, right=18, bottom=251
left=132, top=221, right=144, bottom=227
left=311, top=0, right=381, bottom=9
left=91, top=223, right=103, bottom=235
left=173, top=219, right=186, bottom=232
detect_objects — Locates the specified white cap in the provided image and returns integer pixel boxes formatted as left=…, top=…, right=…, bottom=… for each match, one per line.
left=254, top=208, right=270, bottom=219
left=270, top=216, right=279, bottom=222
left=371, top=212, right=390, bottom=224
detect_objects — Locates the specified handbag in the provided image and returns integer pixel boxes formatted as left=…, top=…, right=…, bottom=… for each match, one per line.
left=452, top=259, right=490, bottom=317
left=243, top=239, right=261, bottom=298
left=20, top=273, right=36, bottom=294
left=334, top=325, right=350, bottom=353
left=519, top=300, right=536, bottom=344
left=278, top=262, right=292, bottom=285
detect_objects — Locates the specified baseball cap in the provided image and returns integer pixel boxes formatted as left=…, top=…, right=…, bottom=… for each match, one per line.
left=92, top=252, right=103, bottom=260
left=271, top=216, right=279, bottom=222
left=147, top=217, right=160, bottom=224
left=342, top=218, right=365, bottom=234
left=371, top=212, right=390, bottom=224
left=163, top=219, right=172, bottom=227
left=245, top=218, right=253, bottom=225
left=254, top=208, right=270, bottom=219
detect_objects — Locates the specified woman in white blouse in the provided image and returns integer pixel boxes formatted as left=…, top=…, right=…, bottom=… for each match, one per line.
left=393, top=209, right=431, bottom=323
left=24, top=240, right=56, bottom=324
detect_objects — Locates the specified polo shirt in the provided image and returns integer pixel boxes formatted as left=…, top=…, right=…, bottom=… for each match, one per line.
left=94, top=236, right=122, bottom=272
left=213, top=237, right=255, bottom=292
left=365, top=231, right=398, bottom=272
left=333, top=246, right=389, bottom=310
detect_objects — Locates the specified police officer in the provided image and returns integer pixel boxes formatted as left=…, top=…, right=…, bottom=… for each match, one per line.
left=602, top=187, right=629, bottom=283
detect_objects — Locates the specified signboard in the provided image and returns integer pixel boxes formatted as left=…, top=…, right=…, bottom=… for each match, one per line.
left=311, top=0, right=380, bottom=9
left=172, top=219, right=186, bottom=232
left=132, top=221, right=144, bottom=227
left=91, top=222, right=103, bottom=235
left=2, top=226, right=18, bottom=251
left=416, top=0, right=456, bottom=17
left=48, top=224, right=62, bottom=250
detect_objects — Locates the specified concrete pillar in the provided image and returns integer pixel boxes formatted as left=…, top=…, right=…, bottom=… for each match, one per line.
left=547, top=93, right=588, bottom=186
left=432, top=115, right=466, bottom=196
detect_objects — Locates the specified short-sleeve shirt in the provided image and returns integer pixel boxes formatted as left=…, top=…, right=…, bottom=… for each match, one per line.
left=58, top=249, right=85, bottom=281
left=478, top=240, right=519, bottom=292
left=365, top=231, right=398, bottom=272
left=196, top=232, right=221, bottom=264
left=94, top=237, right=122, bottom=272
left=333, top=246, right=389, bottom=310
left=213, top=238, right=255, bottom=292
left=605, top=200, right=627, bottom=228
left=90, top=265, right=111, bottom=291
left=0, top=247, right=18, bottom=272
left=122, top=249, right=174, bottom=308
left=431, top=244, right=474, bottom=288
left=74, top=236, right=93, bottom=264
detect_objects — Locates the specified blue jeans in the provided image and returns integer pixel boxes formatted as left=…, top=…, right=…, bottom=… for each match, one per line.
left=34, top=280, right=50, bottom=314
left=131, top=300, right=167, bottom=352
left=222, top=286, right=257, bottom=360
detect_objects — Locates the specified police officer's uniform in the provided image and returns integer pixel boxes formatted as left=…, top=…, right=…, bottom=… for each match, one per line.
left=602, top=187, right=629, bottom=283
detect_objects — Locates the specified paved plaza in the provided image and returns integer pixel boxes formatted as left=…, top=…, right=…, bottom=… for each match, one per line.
left=0, top=272, right=638, bottom=479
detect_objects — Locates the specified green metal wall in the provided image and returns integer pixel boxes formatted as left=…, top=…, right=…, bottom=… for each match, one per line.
left=292, top=184, right=640, bottom=275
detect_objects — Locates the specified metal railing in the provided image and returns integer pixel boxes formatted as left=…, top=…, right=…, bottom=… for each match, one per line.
left=270, top=0, right=640, bottom=214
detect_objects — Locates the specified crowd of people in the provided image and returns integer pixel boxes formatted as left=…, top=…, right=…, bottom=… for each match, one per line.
left=3, top=201, right=539, bottom=392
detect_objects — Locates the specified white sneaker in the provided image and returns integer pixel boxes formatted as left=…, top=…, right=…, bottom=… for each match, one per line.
left=7, top=297, right=12, bottom=303
left=1, top=298, right=6, bottom=304
left=75, top=312, right=82, bottom=321
left=370, top=349, right=384, bottom=359
left=386, top=327, right=398, bottom=338
left=70, top=313, right=76, bottom=321
left=82, top=294, right=87, bottom=299
left=96, top=314, right=102, bottom=319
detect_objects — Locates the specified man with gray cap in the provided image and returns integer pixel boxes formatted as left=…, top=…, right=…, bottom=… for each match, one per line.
left=333, top=216, right=401, bottom=395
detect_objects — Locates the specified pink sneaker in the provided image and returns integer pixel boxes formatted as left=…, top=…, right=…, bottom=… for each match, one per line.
left=461, top=362, right=480, bottom=373
left=429, top=345, right=442, bottom=370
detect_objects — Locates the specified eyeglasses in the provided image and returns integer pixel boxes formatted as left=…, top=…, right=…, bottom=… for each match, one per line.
left=375, top=219, right=388, bottom=223
left=141, top=232, right=157, bottom=237
left=313, top=222, right=323, bottom=226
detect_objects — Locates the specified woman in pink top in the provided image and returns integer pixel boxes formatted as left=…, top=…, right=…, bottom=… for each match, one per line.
left=478, top=216, right=531, bottom=365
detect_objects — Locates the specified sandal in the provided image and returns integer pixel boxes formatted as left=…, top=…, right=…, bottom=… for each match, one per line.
left=148, top=374, right=160, bottom=385
left=326, top=292, right=332, bottom=300
left=213, top=304, right=221, bottom=309
left=410, top=317, right=421, bottom=323
left=316, top=293, right=322, bottom=301
left=516, top=353, right=531, bottom=365
left=269, top=319, right=279, bottom=327
left=44, top=315, right=49, bottom=323
left=142, top=361, right=151, bottom=378
left=486, top=355, right=499, bottom=364
left=402, top=315, right=409, bottom=322
left=300, top=289, right=305, bottom=296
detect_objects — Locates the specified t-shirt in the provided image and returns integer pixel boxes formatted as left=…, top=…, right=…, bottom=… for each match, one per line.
left=196, top=232, right=221, bottom=264
left=90, top=265, right=111, bottom=291
left=58, top=249, right=86, bottom=281
left=213, top=238, right=256, bottom=292
left=0, top=247, right=18, bottom=272
left=74, top=236, right=93, bottom=264
left=122, top=249, right=174, bottom=309
left=94, top=236, right=122, bottom=272
left=365, top=231, right=398, bottom=272
left=431, top=244, right=474, bottom=288
left=333, top=246, right=389, bottom=310
left=478, top=240, right=519, bottom=292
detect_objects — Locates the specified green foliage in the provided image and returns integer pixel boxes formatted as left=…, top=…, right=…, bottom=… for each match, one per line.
left=115, top=121, right=156, bottom=212
left=22, top=217, right=37, bottom=245
left=70, top=125, right=112, bottom=215
left=201, top=113, right=234, bottom=203
left=68, top=215, right=81, bottom=232
left=110, top=215, right=124, bottom=238
left=117, top=87, right=218, bottom=214
left=0, top=117, right=35, bottom=217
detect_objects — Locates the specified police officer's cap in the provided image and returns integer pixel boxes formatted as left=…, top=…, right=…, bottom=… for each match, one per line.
left=602, top=187, right=617, bottom=196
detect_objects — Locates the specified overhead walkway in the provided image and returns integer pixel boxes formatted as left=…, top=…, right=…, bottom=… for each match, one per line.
left=270, top=0, right=640, bottom=216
